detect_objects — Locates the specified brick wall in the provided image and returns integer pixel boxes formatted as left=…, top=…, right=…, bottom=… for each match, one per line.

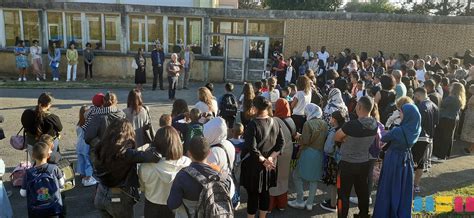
left=285, top=19, right=474, bottom=59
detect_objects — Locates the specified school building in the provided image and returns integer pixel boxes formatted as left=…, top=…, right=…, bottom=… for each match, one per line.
left=0, top=0, right=473, bottom=82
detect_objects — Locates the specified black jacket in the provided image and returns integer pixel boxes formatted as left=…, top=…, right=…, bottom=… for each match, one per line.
left=84, top=109, right=125, bottom=145
left=416, top=99, right=439, bottom=141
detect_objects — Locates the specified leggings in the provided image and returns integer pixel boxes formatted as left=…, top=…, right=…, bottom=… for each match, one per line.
left=291, top=114, right=306, bottom=133
left=246, top=189, right=270, bottom=215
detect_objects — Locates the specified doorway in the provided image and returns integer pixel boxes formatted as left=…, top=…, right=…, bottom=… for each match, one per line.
left=224, top=36, right=269, bottom=82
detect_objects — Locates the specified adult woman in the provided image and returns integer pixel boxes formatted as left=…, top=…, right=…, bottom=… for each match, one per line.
left=375, top=74, right=397, bottom=125
left=123, top=89, right=151, bottom=147
left=94, top=118, right=161, bottom=218
left=194, top=87, right=218, bottom=116
left=48, top=41, right=61, bottom=81
left=462, top=85, right=474, bottom=154
left=240, top=83, right=255, bottom=127
left=15, top=40, right=28, bottom=82
left=167, top=53, right=181, bottom=100
left=433, top=82, right=466, bottom=159
left=84, top=42, right=95, bottom=80
left=21, top=93, right=63, bottom=153
left=269, top=99, right=296, bottom=211
left=240, top=96, right=284, bottom=218
left=291, top=75, right=312, bottom=133
left=288, top=104, right=328, bottom=211
left=66, top=42, right=78, bottom=82
left=335, top=79, right=352, bottom=107
left=139, top=126, right=190, bottom=218
left=135, top=48, right=147, bottom=91
left=30, top=40, right=44, bottom=81
left=373, top=103, right=421, bottom=218
left=323, top=88, right=348, bottom=124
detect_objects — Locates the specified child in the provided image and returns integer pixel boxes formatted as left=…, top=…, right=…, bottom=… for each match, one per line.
left=21, top=141, right=65, bottom=217
left=228, top=123, right=244, bottom=209
left=184, top=108, right=204, bottom=154
left=281, top=87, right=292, bottom=102
left=219, top=83, right=238, bottom=128
left=82, top=93, right=108, bottom=131
left=76, top=106, right=97, bottom=187
left=254, top=81, right=263, bottom=96
left=159, top=114, right=172, bottom=127
left=260, top=79, right=269, bottom=93
left=289, top=83, right=297, bottom=98
left=299, top=60, right=308, bottom=76
left=262, top=77, right=280, bottom=109
left=285, top=58, right=294, bottom=87
left=205, top=82, right=214, bottom=94
left=356, top=80, right=367, bottom=101
left=263, top=64, right=272, bottom=79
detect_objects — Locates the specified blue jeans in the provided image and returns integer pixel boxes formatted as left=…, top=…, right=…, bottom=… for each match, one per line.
left=293, top=170, right=318, bottom=206
left=168, top=76, right=178, bottom=99
left=52, top=66, right=59, bottom=78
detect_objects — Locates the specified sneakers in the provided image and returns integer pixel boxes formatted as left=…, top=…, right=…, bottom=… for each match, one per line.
left=305, top=203, right=313, bottom=211
left=431, top=156, right=445, bottom=163
left=288, top=200, right=305, bottom=209
left=82, top=177, right=98, bottom=187
left=320, top=201, right=337, bottom=212
left=23, top=77, right=27, bottom=81
left=36, top=77, right=40, bottom=81
left=18, top=77, right=22, bottom=81
left=349, top=197, right=372, bottom=205
left=43, top=74, right=46, bottom=80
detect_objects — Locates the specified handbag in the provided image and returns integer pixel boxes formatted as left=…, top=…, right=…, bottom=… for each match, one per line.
left=57, top=159, right=75, bottom=192
left=131, top=59, right=138, bottom=69
left=10, top=127, right=26, bottom=150
left=378, top=127, right=409, bottom=160
left=142, top=106, right=155, bottom=144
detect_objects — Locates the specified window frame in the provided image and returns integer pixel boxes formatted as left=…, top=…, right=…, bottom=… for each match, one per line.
left=1, top=9, right=41, bottom=48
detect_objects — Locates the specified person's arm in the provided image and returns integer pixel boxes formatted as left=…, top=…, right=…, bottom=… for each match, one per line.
left=84, top=117, right=100, bottom=144
left=20, top=171, right=28, bottom=197
left=66, top=50, right=71, bottom=62
left=90, top=50, right=94, bottom=63
left=51, top=114, right=63, bottom=133
left=151, top=51, right=157, bottom=66
left=56, top=167, right=65, bottom=189
left=55, top=49, right=61, bottom=62
left=167, top=172, right=185, bottom=210
left=123, top=147, right=161, bottom=164
left=374, top=91, right=381, bottom=104
left=334, top=128, right=347, bottom=143
left=290, top=95, right=299, bottom=109
left=381, top=129, right=395, bottom=143
left=299, top=122, right=312, bottom=147
left=243, top=121, right=263, bottom=160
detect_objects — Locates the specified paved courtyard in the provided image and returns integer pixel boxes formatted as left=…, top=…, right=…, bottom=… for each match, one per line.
left=1, top=83, right=473, bottom=217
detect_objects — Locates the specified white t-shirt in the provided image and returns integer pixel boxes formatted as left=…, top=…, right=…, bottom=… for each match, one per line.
left=194, top=99, right=218, bottom=115
left=292, top=91, right=311, bottom=115
left=302, top=51, right=314, bottom=60
left=317, top=51, right=330, bottom=65
left=261, top=89, right=280, bottom=109
left=286, top=66, right=293, bottom=82
left=416, top=69, right=426, bottom=82
left=238, top=94, right=244, bottom=112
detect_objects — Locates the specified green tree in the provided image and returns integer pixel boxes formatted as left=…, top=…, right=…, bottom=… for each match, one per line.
left=344, top=0, right=399, bottom=13
left=239, top=0, right=263, bottom=9
left=263, top=0, right=342, bottom=11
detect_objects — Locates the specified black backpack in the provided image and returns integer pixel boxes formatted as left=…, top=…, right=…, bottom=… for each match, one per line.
left=219, top=94, right=238, bottom=118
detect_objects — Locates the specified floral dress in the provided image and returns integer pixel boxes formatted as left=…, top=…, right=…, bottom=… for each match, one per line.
left=15, top=47, right=29, bottom=69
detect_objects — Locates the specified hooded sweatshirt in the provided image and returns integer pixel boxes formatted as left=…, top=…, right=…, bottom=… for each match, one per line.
left=139, top=156, right=191, bottom=205
left=204, top=117, right=235, bottom=171
left=340, top=116, right=378, bottom=163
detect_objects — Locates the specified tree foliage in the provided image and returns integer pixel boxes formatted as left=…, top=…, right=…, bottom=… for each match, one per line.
left=344, top=0, right=398, bottom=13
left=238, top=0, right=263, bottom=9
left=343, top=0, right=471, bottom=16
left=263, top=0, right=343, bottom=11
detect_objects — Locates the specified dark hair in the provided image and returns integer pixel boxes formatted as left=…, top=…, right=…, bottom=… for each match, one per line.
left=357, top=96, right=374, bottom=113
left=205, top=83, right=214, bottom=92
left=254, top=81, right=263, bottom=90
left=441, top=77, right=450, bottom=86
left=171, top=99, right=189, bottom=117
left=335, top=78, right=349, bottom=92
left=190, top=108, right=201, bottom=122
left=401, top=76, right=411, bottom=88
left=225, top=83, right=234, bottom=92
left=351, top=72, right=360, bottom=81
left=86, top=42, right=92, bottom=47
left=424, top=79, right=435, bottom=90
left=77, top=105, right=87, bottom=127
left=68, top=41, right=76, bottom=49
left=414, top=87, right=427, bottom=96
left=159, top=114, right=172, bottom=127
left=431, top=74, right=442, bottom=85
left=327, top=69, right=339, bottom=80
left=95, top=118, right=136, bottom=166
left=153, top=126, right=182, bottom=160
left=253, top=96, right=271, bottom=111
left=16, top=40, right=24, bottom=46
left=380, top=74, right=396, bottom=90
left=127, top=89, right=143, bottom=114
left=281, top=87, right=290, bottom=94
left=32, top=141, right=50, bottom=160
left=32, top=39, right=39, bottom=44
left=35, top=93, right=53, bottom=139
left=331, top=110, right=346, bottom=128
left=357, top=80, right=365, bottom=86
left=188, top=136, right=210, bottom=161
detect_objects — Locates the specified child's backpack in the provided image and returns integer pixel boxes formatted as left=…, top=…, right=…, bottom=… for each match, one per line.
left=183, top=166, right=233, bottom=218
left=10, top=161, right=32, bottom=187
left=219, top=94, right=238, bottom=118
left=26, top=164, right=62, bottom=217
left=184, top=123, right=204, bottom=151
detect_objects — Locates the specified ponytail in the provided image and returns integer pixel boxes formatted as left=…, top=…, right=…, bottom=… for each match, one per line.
left=35, top=93, right=53, bottom=139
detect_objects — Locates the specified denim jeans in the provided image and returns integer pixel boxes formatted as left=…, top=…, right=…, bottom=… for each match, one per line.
left=94, top=184, right=135, bottom=218
left=168, top=76, right=178, bottom=99
left=293, top=170, right=318, bottom=206
left=67, top=64, right=77, bottom=81
left=52, top=66, right=59, bottom=79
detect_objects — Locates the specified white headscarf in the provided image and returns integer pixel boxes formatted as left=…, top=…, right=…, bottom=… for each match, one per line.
left=325, top=88, right=347, bottom=112
left=305, top=103, right=322, bottom=121
left=203, top=117, right=227, bottom=145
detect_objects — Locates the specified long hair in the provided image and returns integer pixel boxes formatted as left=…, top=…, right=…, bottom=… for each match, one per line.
left=77, top=105, right=87, bottom=127
left=35, top=93, right=53, bottom=139
left=450, top=82, right=466, bottom=110
left=171, top=99, right=189, bottom=117
left=296, top=75, right=311, bottom=94
left=104, top=92, right=118, bottom=107
left=95, top=118, right=136, bottom=167
left=152, top=126, right=182, bottom=160
left=242, top=83, right=255, bottom=119
left=127, top=89, right=143, bottom=114
left=198, top=87, right=214, bottom=111
left=48, top=41, right=55, bottom=55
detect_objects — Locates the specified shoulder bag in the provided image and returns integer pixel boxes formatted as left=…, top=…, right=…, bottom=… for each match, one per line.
left=142, top=106, right=155, bottom=144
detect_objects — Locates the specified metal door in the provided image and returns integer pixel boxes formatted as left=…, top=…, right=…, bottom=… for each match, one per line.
left=245, top=37, right=269, bottom=81
left=224, top=36, right=245, bottom=82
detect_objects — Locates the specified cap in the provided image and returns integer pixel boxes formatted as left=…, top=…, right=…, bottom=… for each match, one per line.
left=92, top=93, right=105, bottom=107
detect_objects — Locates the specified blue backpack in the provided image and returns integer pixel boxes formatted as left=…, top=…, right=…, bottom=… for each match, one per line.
left=26, top=164, right=62, bottom=217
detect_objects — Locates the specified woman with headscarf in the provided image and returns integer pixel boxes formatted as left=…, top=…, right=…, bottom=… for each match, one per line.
left=323, top=88, right=348, bottom=124
left=269, top=99, right=297, bottom=211
left=373, top=103, right=421, bottom=218
left=288, top=103, right=328, bottom=211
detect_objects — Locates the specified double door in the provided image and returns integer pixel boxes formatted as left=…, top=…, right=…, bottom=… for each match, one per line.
left=225, top=36, right=269, bottom=82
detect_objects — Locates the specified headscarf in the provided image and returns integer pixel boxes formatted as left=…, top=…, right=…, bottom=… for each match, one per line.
left=203, top=117, right=227, bottom=145
left=324, top=88, right=348, bottom=117
left=398, top=103, right=421, bottom=146
left=304, top=103, right=322, bottom=121
left=274, top=98, right=291, bottom=118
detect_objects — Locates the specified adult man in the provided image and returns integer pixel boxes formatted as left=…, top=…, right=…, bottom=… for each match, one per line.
left=335, top=96, right=378, bottom=218
left=424, top=79, right=442, bottom=107
left=413, top=87, right=439, bottom=193
left=317, top=46, right=330, bottom=66
left=302, top=45, right=314, bottom=61
left=151, top=43, right=165, bottom=90
left=392, top=70, right=407, bottom=99
left=179, top=45, right=195, bottom=90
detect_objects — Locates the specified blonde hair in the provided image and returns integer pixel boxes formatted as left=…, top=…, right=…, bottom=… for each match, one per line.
left=450, top=82, right=466, bottom=110
left=198, top=87, right=214, bottom=112
left=396, top=96, right=414, bottom=110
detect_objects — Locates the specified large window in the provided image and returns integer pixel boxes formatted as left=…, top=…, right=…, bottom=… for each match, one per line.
left=248, top=20, right=284, bottom=36
left=147, top=16, right=163, bottom=51
left=3, top=10, right=21, bottom=47
left=104, top=15, right=120, bottom=51
left=86, top=13, right=102, bottom=49
left=168, top=17, right=184, bottom=53
left=47, top=12, right=63, bottom=47
left=186, top=18, right=202, bottom=54
left=210, top=18, right=244, bottom=34
left=129, top=15, right=145, bottom=51
left=65, top=13, right=82, bottom=48
left=22, top=11, right=40, bottom=47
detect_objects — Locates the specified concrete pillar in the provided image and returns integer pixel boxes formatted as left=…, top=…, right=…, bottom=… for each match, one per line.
left=163, top=16, right=169, bottom=54
left=0, top=9, right=6, bottom=48
left=121, top=11, right=128, bottom=54
left=40, top=10, right=48, bottom=50
left=202, top=16, right=211, bottom=82
left=19, top=10, right=24, bottom=40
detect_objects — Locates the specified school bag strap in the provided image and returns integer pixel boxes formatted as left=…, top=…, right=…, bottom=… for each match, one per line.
left=210, top=144, right=232, bottom=172
left=241, top=118, right=274, bottom=161
left=183, top=166, right=211, bottom=185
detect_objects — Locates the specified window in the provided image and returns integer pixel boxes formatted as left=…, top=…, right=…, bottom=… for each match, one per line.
left=47, top=12, right=63, bottom=46
left=105, top=15, right=120, bottom=51
left=210, top=35, right=224, bottom=57
left=248, top=20, right=284, bottom=36
left=3, top=10, right=21, bottom=46
left=186, top=18, right=202, bottom=54
left=210, top=18, right=244, bottom=34
left=65, top=13, right=82, bottom=48
left=86, top=14, right=102, bottom=49
left=129, top=15, right=145, bottom=51
left=22, top=11, right=40, bottom=47
left=168, top=17, right=184, bottom=53
left=147, top=16, right=163, bottom=51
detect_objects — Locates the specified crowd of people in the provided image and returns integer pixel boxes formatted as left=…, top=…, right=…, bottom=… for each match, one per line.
left=7, top=45, right=474, bottom=218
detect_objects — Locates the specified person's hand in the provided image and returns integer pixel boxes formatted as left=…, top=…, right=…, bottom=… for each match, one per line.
left=295, top=133, right=301, bottom=141
left=262, top=158, right=275, bottom=171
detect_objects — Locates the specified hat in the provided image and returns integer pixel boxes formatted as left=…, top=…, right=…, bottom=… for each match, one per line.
left=92, top=93, right=105, bottom=107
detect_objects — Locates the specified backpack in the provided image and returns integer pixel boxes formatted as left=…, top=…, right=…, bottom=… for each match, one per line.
left=26, top=164, right=62, bottom=217
left=183, top=166, right=233, bottom=218
left=219, top=94, right=238, bottom=118
left=185, top=123, right=204, bottom=150
left=10, top=161, right=32, bottom=187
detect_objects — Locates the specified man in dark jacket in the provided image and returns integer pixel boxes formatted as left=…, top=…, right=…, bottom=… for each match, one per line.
left=424, top=79, right=442, bottom=108
left=151, top=43, right=165, bottom=90
left=413, top=87, right=439, bottom=193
